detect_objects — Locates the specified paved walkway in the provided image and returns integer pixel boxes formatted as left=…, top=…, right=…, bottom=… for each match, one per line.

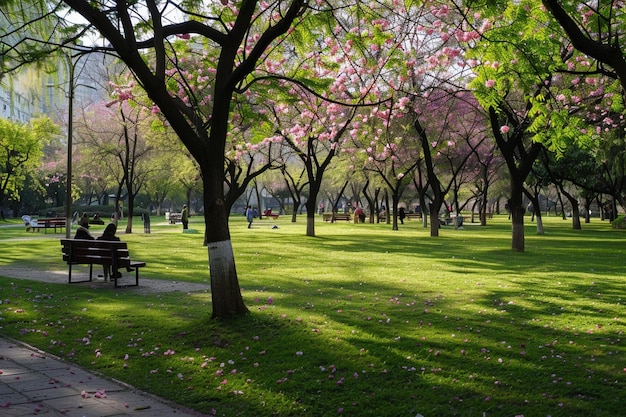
left=0, top=267, right=211, bottom=416
left=0, top=267, right=211, bottom=294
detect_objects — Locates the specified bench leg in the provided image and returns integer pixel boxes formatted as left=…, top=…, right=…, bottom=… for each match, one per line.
left=113, top=267, right=140, bottom=288
left=68, top=264, right=92, bottom=284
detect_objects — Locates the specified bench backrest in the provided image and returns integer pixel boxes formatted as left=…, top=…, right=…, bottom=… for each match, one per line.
left=60, top=239, right=131, bottom=267
left=37, top=218, right=66, bottom=227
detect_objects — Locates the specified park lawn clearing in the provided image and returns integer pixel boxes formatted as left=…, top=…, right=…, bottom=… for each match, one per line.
left=0, top=214, right=625, bottom=416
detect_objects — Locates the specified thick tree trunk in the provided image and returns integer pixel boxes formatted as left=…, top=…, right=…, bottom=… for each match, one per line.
left=306, top=215, right=315, bottom=236
left=571, top=204, right=581, bottom=229
left=291, top=201, right=300, bottom=222
left=429, top=209, right=439, bottom=237
left=207, top=239, right=248, bottom=318
left=305, top=192, right=318, bottom=237
left=391, top=194, right=399, bottom=230
left=204, top=181, right=248, bottom=318
left=511, top=206, right=525, bottom=251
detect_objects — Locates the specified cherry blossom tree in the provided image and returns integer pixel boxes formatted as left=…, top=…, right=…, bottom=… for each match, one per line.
left=74, top=96, right=153, bottom=233
left=454, top=1, right=599, bottom=250
left=359, top=108, right=420, bottom=231
left=32, top=0, right=310, bottom=318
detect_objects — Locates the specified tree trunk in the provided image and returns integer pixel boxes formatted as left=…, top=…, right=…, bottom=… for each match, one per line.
left=204, top=175, right=248, bottom=317
left=384, top=190, right=390, bottom=225
left=207, top=239, right=248, bottom=318
left=571, top=204, right=581, bottom=229
left=305, top=191, right=318, bottom=237
left=429, top=206, right=439, bottom=237
left=291, top=201, right=299, bottom=223
left=391, top=193, right=399, bottom=230
left=509, top=179, right=525, bottom=252
left=583, top=200, right=592, bottom=224
left=125, top=192, right=134, bottom=234
left=535, top=211, right=544, bottom=235
left=559, top=187, right=581, bottom=230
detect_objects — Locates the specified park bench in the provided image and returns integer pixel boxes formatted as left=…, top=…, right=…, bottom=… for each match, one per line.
left=166, top=212, right=182, bottom=224
left=26, top=217, right=66, bottom=234
left=438, top=215, right=471, bottom=227
left=405, top=212, right=422, bottom=220
left=60, top=239, right=146, bottom=288
left=323, top=212, right=351, bottom=222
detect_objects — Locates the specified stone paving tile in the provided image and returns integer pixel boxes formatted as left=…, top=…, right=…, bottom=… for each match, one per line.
left=0, top=339, right=208, bottom=416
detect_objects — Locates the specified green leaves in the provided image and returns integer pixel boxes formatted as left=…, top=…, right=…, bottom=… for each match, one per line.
left=0, top=116, right=58, bottom=204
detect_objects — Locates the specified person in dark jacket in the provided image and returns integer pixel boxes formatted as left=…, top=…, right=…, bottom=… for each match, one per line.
left=97, top=223, right=123, bottom=279
left=98, top=223, right=120, bottom=242
left=74, top=214, right=94, bottom=240
left=182, top=205, right=189, bottom=230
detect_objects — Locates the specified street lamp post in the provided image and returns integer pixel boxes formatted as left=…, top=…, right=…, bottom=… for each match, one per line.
left=65, top=55, right=75, bottom=239
left=63, top=50, right=95, bottom=238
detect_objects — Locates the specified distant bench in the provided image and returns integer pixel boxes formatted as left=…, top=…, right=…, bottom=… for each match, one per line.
left=323, top=213, right=351, bottom=222
left=263, top=210, right=279, bottom=219
left=380, top=212, right=421, bottom=222
left=439, top=215, right=471, bottom=227
left=60, top=239, right=146, bottom=288
left=26, top=217, right=66, bottom=234
left=166, top=212, right=182, bottom=224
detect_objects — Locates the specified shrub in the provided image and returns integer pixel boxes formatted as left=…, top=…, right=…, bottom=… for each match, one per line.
left=611, top=214, right=626, bottom=229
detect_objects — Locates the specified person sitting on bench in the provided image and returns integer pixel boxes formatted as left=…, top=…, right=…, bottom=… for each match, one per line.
left=74, top=215, right=94, bottom=240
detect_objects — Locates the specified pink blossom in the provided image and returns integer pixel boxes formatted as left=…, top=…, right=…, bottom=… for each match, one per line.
left=499, top=125, right=510, bottom=134
left=485, top=79, right=496, bottom=88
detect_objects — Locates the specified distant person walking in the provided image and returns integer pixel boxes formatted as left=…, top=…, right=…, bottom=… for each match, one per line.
left=142, top=212, right=151, bottom=233
left=399, top=207, right=406, bottom=224
left=246, top=205, right=254, bottom=228
left=181, top=205, right=189, bottom=230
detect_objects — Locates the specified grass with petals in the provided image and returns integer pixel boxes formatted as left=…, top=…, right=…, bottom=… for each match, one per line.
left=0, top=214, right=625, bottom=416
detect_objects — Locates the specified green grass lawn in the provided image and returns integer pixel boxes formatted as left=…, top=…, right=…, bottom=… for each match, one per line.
left=1, top=214, right=625, bottom=416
